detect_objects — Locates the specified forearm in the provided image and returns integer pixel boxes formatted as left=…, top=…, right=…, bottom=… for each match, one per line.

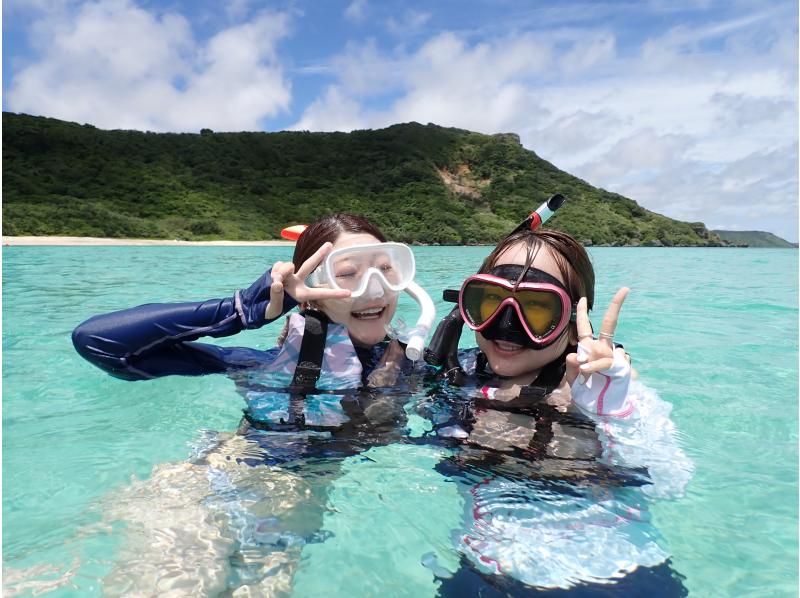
left=72, top=270, right=297, bottom=379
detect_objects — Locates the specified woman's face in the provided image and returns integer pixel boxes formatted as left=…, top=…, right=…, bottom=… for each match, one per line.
left=316, top=232, right=399, bottom=347
left=476, top=241, right=573, bottom=383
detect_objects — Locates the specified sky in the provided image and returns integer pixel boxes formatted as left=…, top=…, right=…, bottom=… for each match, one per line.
left=3, top=0, right=798, bottom=242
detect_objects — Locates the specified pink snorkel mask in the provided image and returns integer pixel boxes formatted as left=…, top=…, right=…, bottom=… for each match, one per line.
left=459, top=264, right=576, bottom=349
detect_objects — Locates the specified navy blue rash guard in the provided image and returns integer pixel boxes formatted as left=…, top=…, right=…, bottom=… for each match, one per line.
left=72, top=269, right=300, bottom=381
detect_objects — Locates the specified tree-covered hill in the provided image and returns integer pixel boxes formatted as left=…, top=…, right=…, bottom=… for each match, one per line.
left=3, top=112, right=729, bottom=246
left=712, top=230, right=797, bottom=248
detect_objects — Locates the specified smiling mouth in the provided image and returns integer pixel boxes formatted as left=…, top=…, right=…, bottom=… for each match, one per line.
left=491, top=340, right=525, bottom=354
left=351, top=306, right=386, bottom=320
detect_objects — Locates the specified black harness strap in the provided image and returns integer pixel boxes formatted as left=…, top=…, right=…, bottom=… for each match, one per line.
left=290, top=309, right=328, bottom=391
left=284, top=310, right=329, bottom=426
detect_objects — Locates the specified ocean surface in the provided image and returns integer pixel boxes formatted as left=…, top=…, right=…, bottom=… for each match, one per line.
left=3, top=245, right=798, bottom=596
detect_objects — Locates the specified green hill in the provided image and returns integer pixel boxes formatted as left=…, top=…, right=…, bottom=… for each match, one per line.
left=3, top=112, right=729, bottom=246
left=712, top=230, right=797, bottom=248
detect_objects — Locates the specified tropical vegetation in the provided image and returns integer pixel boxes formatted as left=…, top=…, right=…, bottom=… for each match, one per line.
left=3, top=112, right=733, bottom=246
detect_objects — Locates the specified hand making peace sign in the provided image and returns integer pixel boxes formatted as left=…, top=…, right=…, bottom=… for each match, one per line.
left=264, top=242, right=351, bottom=319
left=565, top=287, right=630, bottom=385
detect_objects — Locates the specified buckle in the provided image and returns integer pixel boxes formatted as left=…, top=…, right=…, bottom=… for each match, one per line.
left=292, top=361, right=321, bottom=389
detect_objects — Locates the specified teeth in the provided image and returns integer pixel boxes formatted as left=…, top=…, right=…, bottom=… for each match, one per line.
left=352, top=307, right=385, bottom=319
left=495, top=341, right=523, bottom=352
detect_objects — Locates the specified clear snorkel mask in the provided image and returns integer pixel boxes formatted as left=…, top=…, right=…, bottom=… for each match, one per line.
left=296, top=237, right=435, bottom=361
left=307, top=242, right=416, bottom=299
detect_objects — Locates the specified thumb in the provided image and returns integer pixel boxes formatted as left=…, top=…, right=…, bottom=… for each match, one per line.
left=565, top=352, right=580, bottom=386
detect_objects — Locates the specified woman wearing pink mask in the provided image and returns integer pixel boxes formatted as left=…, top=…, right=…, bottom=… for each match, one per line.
left=421, top=222, right=693, bottom=595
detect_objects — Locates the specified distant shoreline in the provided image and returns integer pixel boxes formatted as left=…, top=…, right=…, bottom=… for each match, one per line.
left=3, top=236, right=795, bottom=248
left=3, top=236, right=295, bottom=247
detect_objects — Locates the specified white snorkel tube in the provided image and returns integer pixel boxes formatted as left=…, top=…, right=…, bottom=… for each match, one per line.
left=402, top=280, right=436, bottom=361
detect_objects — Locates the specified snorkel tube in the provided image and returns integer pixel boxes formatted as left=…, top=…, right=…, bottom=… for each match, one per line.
left=511, top=193, right=567, bottom=234
left=402, top=280, right=436, bottom=361
left=423, top=193, right=568, bottom=378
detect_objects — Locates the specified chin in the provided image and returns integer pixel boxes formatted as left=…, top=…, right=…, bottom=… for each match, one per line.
left=350, top=313, right=393, bottom=347
left=486, top=353, right=534, bottom=378
left=476, top=334, right=537, bottom=378
left=349, top=327, right=386, bottom=347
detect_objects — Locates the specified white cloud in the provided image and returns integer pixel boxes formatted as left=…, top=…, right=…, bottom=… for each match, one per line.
left=527, top=110, right=623, bottom=161
left=344, top=0, right=368, bottom=23
left=577, top=128, right=695, bottom=182
left=558, top=32, right=616, bottom=74
left=386, top=9, right=431, bottom=36
left=6, top=0, right=292, bottom=131
left=329, top=39, right=403, bottom=97
left=297, top=86, right=367, bottom=132
left=294, top=32, right=553, bottom=133
left=225, top=0, right=253, bottom=22
left=711, top=92, right=795, bottom=128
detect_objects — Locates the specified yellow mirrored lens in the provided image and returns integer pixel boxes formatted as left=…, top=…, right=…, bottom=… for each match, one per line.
left=463, top=282, right=561, bottom=336
left=478, top=288, right=511, bottom=322
left=462, top=282, right=506, bottom=324
left=517, top=290, right=560, bottom=334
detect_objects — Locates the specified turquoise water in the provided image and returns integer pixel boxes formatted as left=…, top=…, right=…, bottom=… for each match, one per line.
left=3, top=246, right=798, bottom=596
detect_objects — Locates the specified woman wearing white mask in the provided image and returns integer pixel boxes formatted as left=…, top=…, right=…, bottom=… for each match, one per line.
left=72, top=213, right=435, bottom=594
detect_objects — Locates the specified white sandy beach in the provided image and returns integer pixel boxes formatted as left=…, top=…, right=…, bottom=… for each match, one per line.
left=3, top=236, right=295, bottom=247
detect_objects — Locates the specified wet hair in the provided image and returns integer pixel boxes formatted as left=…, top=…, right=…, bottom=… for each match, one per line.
left=479, top=228, right=595, bottom=311
left=292, top=213, right=387, bottom=269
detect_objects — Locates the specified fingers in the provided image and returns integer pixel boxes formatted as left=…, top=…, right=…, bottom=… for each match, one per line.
left=300, top=287, right=352, bottom=302
left=565, top=352, right=580, bottom=386
left=574, top=297, right=593, bottom=341
left=265, top=262, right=294, bottom=319
left=578, top=356, right=614, bottom=375
left=295, top=242, right=333, bottom=279
left=599, top=287, right=629, bottom=345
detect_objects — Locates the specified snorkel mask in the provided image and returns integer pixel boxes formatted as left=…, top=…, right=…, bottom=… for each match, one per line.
left=307, top=242, right=416, bottom=299
left=459, top=264, right=576, bottom=349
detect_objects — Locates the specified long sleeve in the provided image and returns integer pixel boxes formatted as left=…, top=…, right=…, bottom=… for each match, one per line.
left=569, top=378, right=694, bottom=499
left=72, top=269, right=297, bottom=380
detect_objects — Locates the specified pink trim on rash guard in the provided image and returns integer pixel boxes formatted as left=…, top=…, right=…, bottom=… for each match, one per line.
left=596, top=374, right=635, bottom=418
left=596, top=375, right=611, bottom=415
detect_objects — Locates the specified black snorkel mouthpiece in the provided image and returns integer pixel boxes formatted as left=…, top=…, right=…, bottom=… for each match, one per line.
left=424, top=306, right=467, bottom=384
left=510, top=193, right=567, bottom=235
left=424, top=306, right=463, bottom=367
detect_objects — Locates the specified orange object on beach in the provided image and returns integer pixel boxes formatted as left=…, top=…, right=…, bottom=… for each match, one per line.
left=280, top=225, right=307, bottom=241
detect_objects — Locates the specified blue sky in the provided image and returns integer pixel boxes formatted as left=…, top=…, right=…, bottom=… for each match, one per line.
left=3, top=0, right=798, bottom=241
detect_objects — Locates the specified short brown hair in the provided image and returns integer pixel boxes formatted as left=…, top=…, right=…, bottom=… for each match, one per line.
left=292, top=213, right=387, bottom=269
left=479, top=228, right=595, bottom=310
